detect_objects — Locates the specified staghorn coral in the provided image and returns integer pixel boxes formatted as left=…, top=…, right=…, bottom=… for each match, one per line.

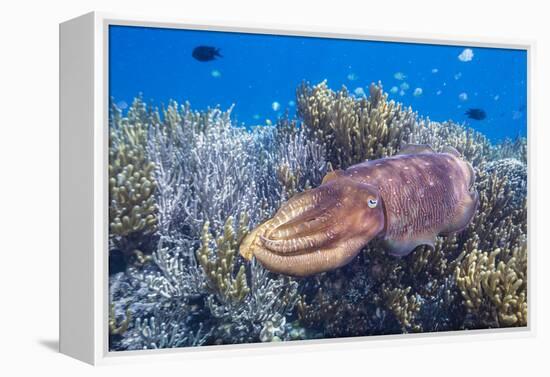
left=454, top=245, right=527, bottom=327
left=462, top=164, right=527, bottom=254
left=491, top=137, right=528, bottom=164
left=407, top=119, right=492, bottom=167
left=146, top=101, right=326, bottom=240
left=297, top=80, right=493, bottom=168
left=109, top=100, right=318, bottom=349
left=197, top=215, right=251, bottom=304
left=484, top=158, right=527, bottom=202
left=450, top=156, right=527, bottom=327
left=294, top=239, right=462, bottom=336
left=121, top=306, right=212, bottom=350
left=109, top=98, right=158, bottom=264
left=297, top=80, right=417, bottom=169
left=109, top=99, right=158, bottom=237
left=273, top=116, right=330, bottom=197
left=206, top=259, right=300, bottom=344
left=380, top=285, right=422, bottom=331
left=135, top=238, right=205, bottom=300
left=123, top=212, right=300, bottom=347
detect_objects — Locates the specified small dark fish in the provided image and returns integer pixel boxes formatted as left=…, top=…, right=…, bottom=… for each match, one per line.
left=192, top=46, right=222, bottom=62
left=465, top=108, right=486, bottom=120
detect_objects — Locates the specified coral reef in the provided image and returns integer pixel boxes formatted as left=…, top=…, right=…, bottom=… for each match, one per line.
left=381, top=285, right=421, bottom=331
left=484, top=158, right=527, bottom=201
left=109, top=80, right=527, bottom=351
left=296, top=80, right=497, bottom=169
left=197, top=215, right=250, bottom=304
left=120, top=305, right=212, bottom=350
left=454, top=245, right=527, bottom=327
left=109, top=98, right=158, bottom=265
left=452, top=159, right=527, bottom=327
left=109, top=99, right=158, bottom=237
left=297, top=80, right=417, bottom=169
left=109, top=99, right=316, bottom=350
left=491, top=137, right=528, bottom=164
left=407, top=119, right=492, bottom=167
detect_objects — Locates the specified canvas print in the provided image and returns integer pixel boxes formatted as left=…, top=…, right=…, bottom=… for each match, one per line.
left=108, top=25, right=527, bottom=351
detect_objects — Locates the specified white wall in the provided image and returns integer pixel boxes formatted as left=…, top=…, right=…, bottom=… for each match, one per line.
left=1, top=0, right=548, bottom=375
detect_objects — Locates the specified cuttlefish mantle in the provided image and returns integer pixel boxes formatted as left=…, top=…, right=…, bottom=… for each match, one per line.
left=239, top=144, right=479, bottom=277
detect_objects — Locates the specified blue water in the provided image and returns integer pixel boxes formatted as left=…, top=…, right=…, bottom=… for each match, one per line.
left=109, top=25, right=527, bottom=142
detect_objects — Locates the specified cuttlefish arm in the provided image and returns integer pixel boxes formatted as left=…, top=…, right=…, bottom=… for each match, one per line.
left=239, top=176, right=386, bottom=277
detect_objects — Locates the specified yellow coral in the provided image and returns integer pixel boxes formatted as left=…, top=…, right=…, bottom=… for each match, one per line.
left=297, top=80, right=416, bottom=169
left=381, top=285, right=421, bottom=331
left=109, top=303, right=131, bottom=335
left=297, top=81, right=492, bottom=169
left=109, top=98, right=158, bottom=238
left=454, top=245, right=527, bottom=327
left=409, top=120, right=491, bottom=166
left=451, top=161, right=527, bottom=327
left=197, top=214, right=251, bottom=303
left=276, top=162, right=299, bottom=198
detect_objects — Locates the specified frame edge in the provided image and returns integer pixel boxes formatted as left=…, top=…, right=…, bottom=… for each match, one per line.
left=59, top=11, right=97, bottom=365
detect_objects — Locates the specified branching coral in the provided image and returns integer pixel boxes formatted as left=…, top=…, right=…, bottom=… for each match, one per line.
left=197, top=214, right=251, bottom=304
left=484, top=158, right=527, bottom=202
left=297, top=80, right=493, bottom=168
left=206, top=259, right=300, bottom=344
left=491, top=137, right=528, bottom=164
left=380, top=285, right=422, bottom=331
left=109, top=99, right=158, bottom=238
left=454, top=245, right=527, bottom=327
left=462, top=164, right=527, bottom=254
left=136, top=238, right=205, bottom=300
left=297, top=80, right=417, bottom=169
left=273, top=116, right=328, bottom=199
left=145, top=101, right=326, bottom=240
left=109, top=303, right=131, bottom=335
left=109, top=100, right=318, bottom=349
left=451, top=157, right=527, bottom=327
left=121, top=306, right=212, bottom=350
left=295, top=253, right=397, bottom=337
left=407, top=119, right=492, bottom=167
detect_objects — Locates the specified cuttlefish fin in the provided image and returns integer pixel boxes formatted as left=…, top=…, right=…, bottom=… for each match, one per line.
left=441, top=189, right=479, bottom=235
left=441, top=145, right=461, bottom=157
left=321, top=169, right=344, bottom=184
left=397, top=144, right=435, bottom=156
left=383, top=235, right=436, bottom=257
left=464, top=160, right=476, bottom=189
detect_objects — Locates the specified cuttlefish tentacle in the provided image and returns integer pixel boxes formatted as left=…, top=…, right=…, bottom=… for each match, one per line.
left=253, top=235, right=374, bottom=276
left=265, top=190, right=325, bottom=229
left=269, top=210, right=334, bottom=240
left=240, top=144, right=478, bottom=277
left=260, top=222, right=342, bottom=254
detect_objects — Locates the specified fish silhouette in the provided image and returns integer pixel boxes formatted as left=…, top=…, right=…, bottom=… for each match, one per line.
left=192, top=46, right=222, bottom=62
left=465, top=108, right=486, bottom=120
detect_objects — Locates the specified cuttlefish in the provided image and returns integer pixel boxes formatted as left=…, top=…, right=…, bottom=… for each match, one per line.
left=239, top=144, right=479, bottom=277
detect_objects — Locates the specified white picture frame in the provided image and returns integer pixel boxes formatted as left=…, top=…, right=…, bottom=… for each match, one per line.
left=59, top=11, right=534, bottom=365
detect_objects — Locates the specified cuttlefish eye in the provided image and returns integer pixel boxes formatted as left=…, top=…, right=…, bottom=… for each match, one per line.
left=367, top=198, right=378, bottom=208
